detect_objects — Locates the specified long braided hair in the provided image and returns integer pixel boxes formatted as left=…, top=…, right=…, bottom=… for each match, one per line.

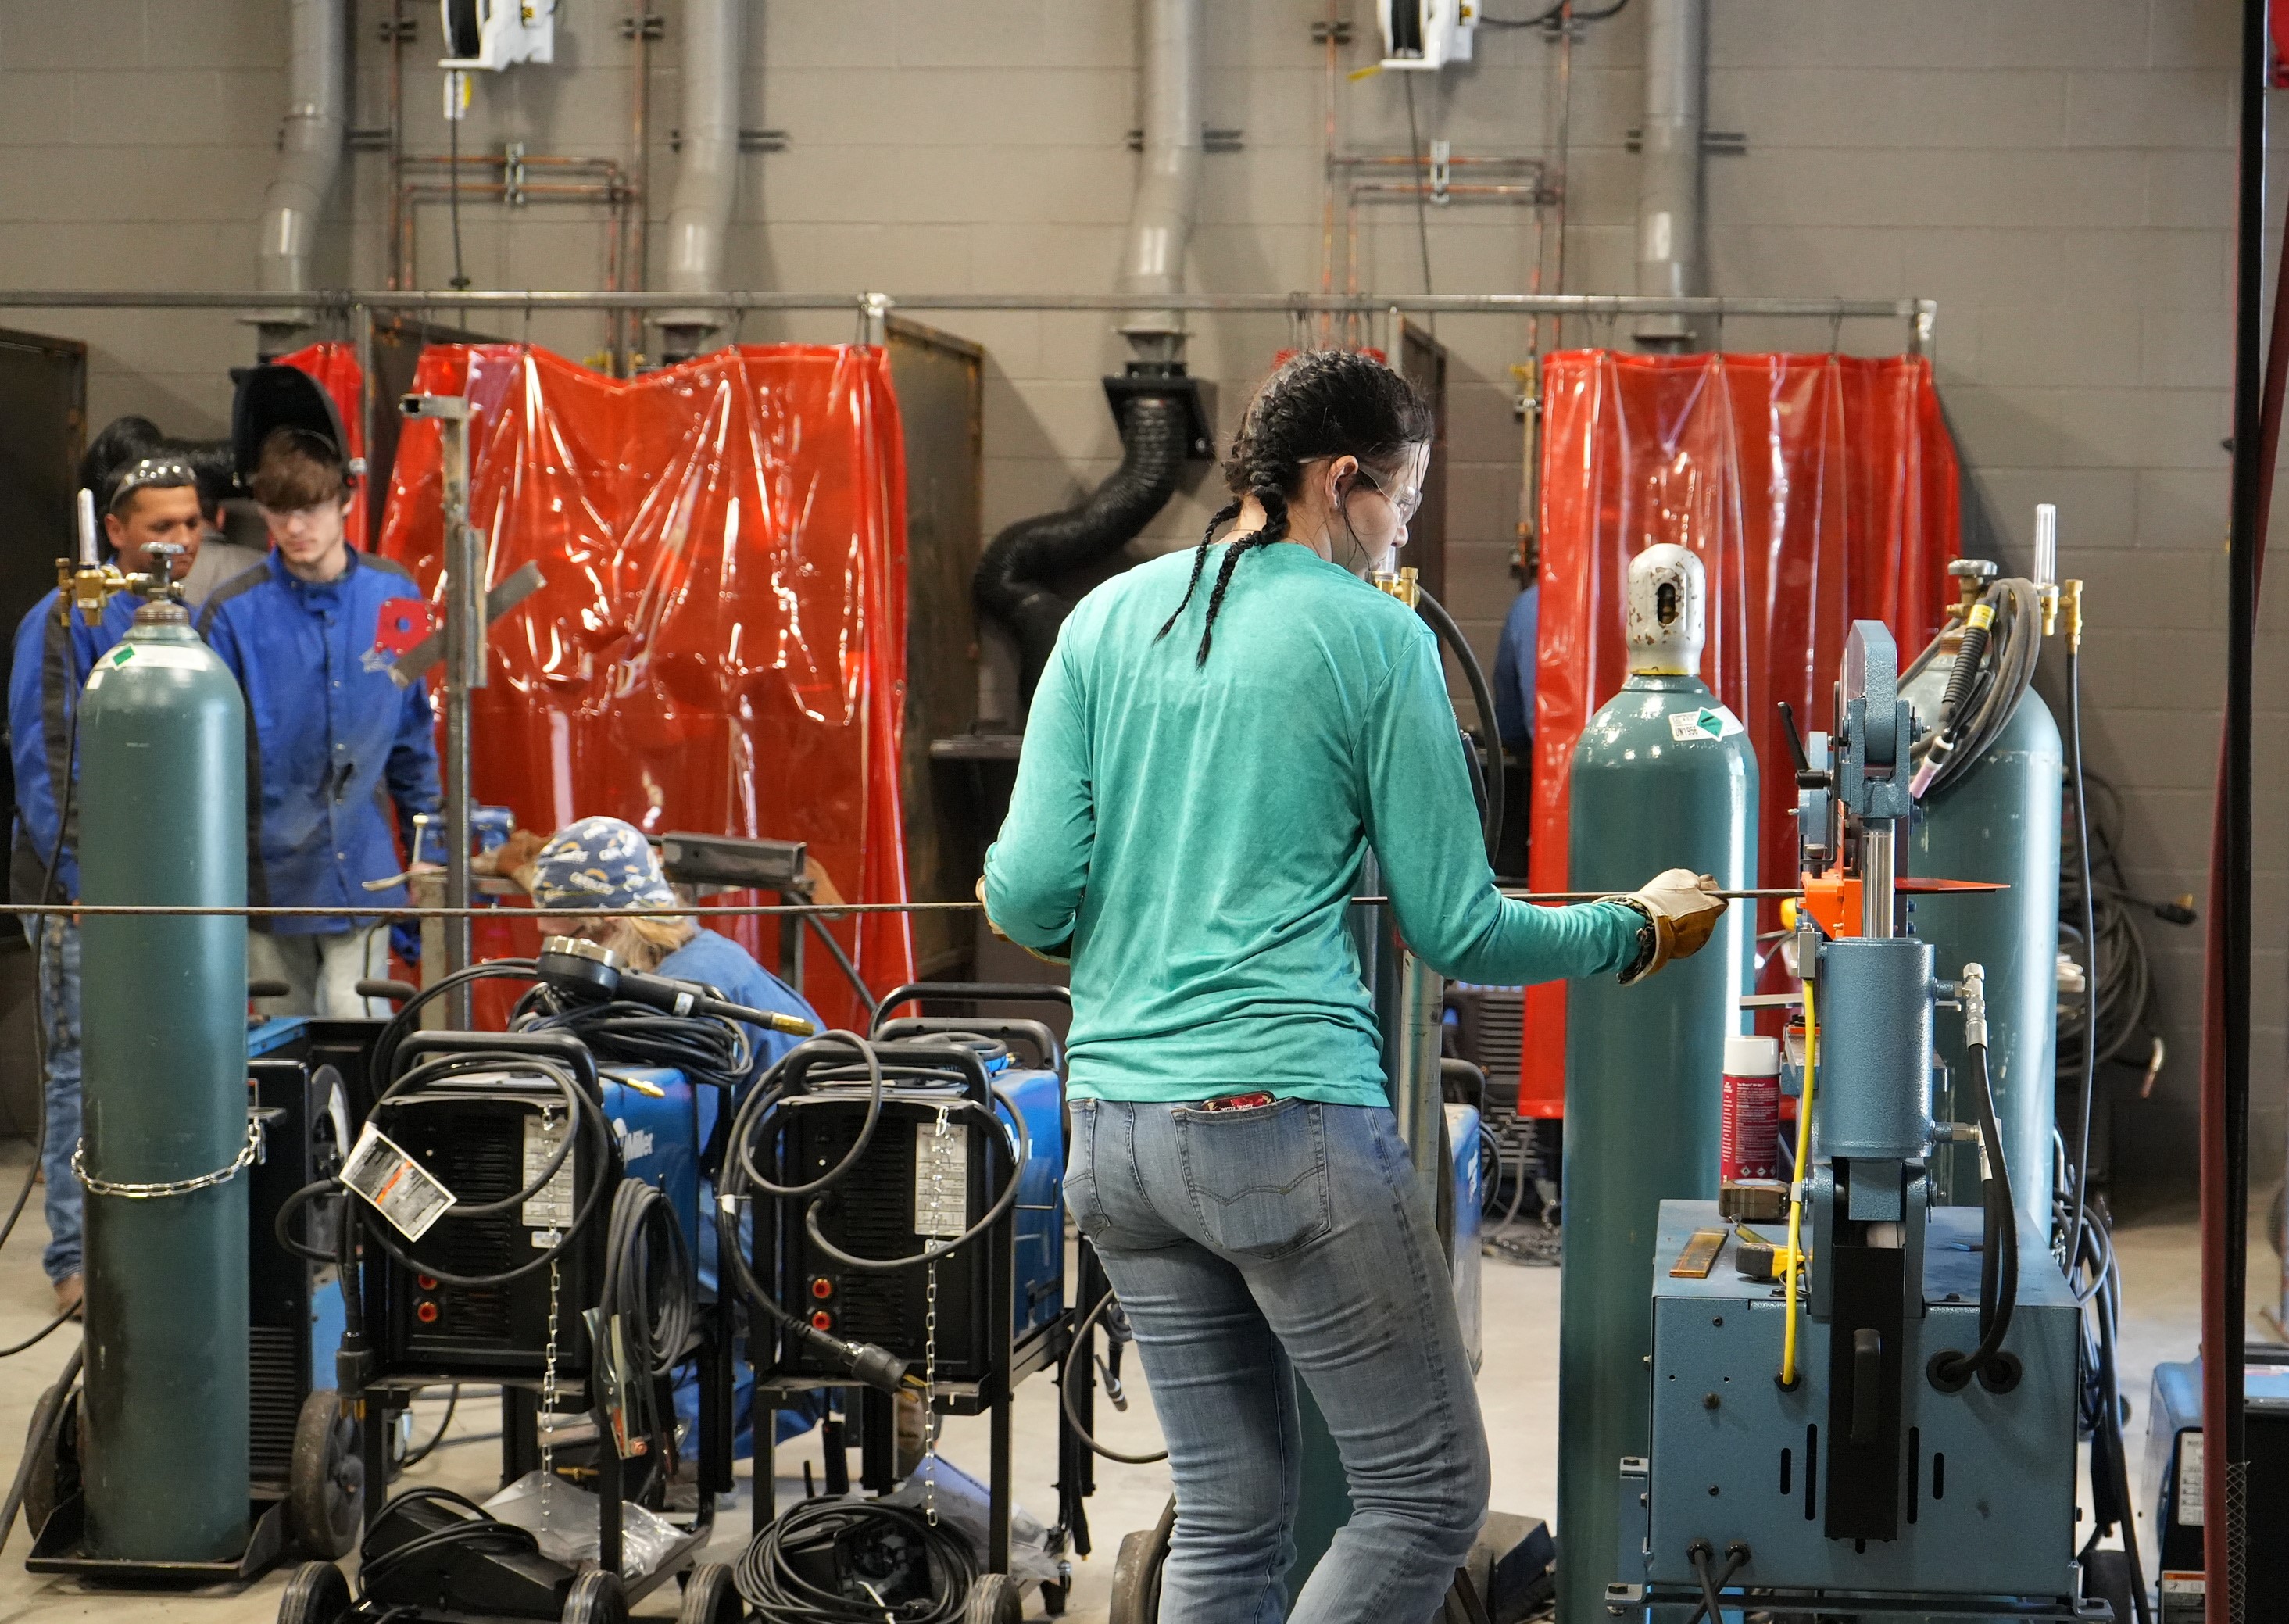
left=1156, top=349, right=1433, bottom=665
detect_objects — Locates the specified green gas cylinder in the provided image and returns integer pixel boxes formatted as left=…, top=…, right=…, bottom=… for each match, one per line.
left=1557, top=545, right=1758, bottom=1624
left=76, top=599, right=251, bottom=1561
left=1901, top=624, right=2062, bottom=1237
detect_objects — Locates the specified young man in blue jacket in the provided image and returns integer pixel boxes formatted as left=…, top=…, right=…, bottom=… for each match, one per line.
left=8, top=454, right=206, bottom=1311
left=199, top=428, right=442, bottom=1017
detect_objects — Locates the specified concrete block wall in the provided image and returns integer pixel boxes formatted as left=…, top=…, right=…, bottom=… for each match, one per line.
left=0, top=0, right=2273, bottom=1196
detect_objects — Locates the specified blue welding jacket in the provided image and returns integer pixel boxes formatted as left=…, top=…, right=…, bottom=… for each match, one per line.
left=8, top=588, right=140, bottom=903
left=198, top=548, right=442, bottom=934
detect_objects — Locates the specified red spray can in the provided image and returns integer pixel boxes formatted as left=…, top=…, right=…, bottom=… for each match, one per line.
left=1721, top=1034, right=1782, bottom=1182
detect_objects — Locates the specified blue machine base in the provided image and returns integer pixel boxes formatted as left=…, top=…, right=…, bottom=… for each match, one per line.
left=1623, top=1200, right=2084, bottom=1618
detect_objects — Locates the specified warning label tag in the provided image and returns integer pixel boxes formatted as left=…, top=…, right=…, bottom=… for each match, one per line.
left=342, top=1121, right=456, bottom=1240
left=1668, top=705, right=1745, bottom=743
left=521, top=1113, right=577, bottom=1243
left=914, top=1122, right=969, bottom=1239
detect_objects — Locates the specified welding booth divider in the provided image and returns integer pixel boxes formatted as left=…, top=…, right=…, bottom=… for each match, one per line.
left=1522, top=349, right=1961, bottom=1114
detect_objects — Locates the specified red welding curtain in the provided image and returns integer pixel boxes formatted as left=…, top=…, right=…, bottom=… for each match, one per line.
left=1518, top=350, right=1960, bottom=1114
left=376, top=343, right=914, bottom=1032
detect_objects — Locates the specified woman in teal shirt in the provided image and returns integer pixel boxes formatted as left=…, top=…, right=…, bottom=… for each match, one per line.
left=984, top=351, right=1723, bottom=1624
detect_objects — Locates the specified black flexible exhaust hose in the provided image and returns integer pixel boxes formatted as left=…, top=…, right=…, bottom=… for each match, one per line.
left=975, top=393, right=1189, bottom=699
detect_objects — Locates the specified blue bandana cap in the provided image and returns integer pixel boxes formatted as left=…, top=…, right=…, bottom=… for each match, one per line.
left=528, top=817, right=679, bottom=912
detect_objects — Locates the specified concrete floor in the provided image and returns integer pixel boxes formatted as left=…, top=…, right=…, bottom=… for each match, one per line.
left=0, top=1197, right=2245, bottom=1624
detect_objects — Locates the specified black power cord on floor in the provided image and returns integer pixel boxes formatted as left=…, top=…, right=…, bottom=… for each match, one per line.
left=734, top=1496, right=977, bottom=1624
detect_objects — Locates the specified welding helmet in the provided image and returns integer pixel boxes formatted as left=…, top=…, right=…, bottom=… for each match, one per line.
left=231, top=363, right=359, bottom=492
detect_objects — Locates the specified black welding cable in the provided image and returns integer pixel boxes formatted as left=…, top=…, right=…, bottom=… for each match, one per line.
left=728, top=1034, right=888, bottom=1200
left=2064, top=637, right=2101, bottom=1272
left=2093, top=1236, right=2154, bottom=1624
left=397, top=1385, right=461, bottom=1471
left=735, top=1497, right=976, bottom=1622
left=799, top=1095, right=1027, bottom=1273
left=1059, top=1289, right=1168, bottom=1465
left=600, top=1176, right=695, bottom=1377
left=370, top=958, right=542, bottom=1082
left=1935, top=1039, right=2019, bottom=1387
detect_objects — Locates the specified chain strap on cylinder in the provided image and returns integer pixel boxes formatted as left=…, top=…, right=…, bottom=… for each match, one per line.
left=71, top=1115, right=266, bottom=1200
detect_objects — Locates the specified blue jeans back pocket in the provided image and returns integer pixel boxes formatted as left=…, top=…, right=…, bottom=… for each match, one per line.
left=1174, top=1098, right=1332, bottom=1258
left=1062, top=1098, right=1107, bottom=1241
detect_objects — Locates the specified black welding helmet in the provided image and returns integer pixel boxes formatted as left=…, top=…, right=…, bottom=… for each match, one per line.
left=231, top=363, right=357, bottom=491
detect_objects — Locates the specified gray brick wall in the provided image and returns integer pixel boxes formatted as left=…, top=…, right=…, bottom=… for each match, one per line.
left=0, top=0, right=2271, bottom=1196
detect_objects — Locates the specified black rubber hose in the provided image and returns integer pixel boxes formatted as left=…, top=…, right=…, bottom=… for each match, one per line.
left=2065, top=640, right=2101, bottom=1272
left=1415, top=585, right=1505, bottom=862
left=1938, top=1040, right=2019, bottom=1385
left=975, top=392, right=1189, bottom=698
left=1060, top=1289, right=1168, bottom=1465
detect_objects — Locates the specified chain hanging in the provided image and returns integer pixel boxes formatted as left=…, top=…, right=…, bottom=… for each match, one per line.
left=73, top=1116, right=265, bottom=1200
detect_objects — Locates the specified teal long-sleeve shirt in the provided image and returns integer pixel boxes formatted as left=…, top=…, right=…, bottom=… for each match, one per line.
left=983, top=540, right=1640, bottom=1107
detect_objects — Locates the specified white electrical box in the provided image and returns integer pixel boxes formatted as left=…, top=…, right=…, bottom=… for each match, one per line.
left=1379, top=0, right=1478, bottom=70
left=439, top=0, right=556, bottom=71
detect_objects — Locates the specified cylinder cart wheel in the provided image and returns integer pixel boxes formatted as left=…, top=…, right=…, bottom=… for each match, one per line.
left=676, top=1561, right=741, bottom=1624
left=288, top=1390, right=365, bottom=1558
left=277, top=1560, right=354, bottom=1624
left=19, top=1382, right=75, bottom=1544
left=964, top=1572, right=1021, bottom=1624
left=563, top=1569, right=629, bottom=1624
left=1107, top=1495, right=1175, bottom=1624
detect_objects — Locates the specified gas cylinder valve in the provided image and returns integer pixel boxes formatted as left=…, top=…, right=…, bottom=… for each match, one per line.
left=53, top=492, right=186, bottom=626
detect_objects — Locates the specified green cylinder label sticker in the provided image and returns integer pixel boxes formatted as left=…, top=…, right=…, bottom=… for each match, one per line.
left=1668, top=705, right=1744, bottom=743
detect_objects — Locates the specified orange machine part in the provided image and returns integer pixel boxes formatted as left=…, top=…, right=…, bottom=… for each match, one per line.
left=1798, top=870, right=1858, bottom=943
left=1518, top=350, right=1959, bottom=1117
left=376, top=342, right=914, bottom=1032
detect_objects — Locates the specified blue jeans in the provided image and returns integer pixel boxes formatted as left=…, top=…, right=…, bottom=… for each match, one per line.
left=1066, top=1097, right=1488, bottom=1624
left=23, top=915, right=81, bottom=1284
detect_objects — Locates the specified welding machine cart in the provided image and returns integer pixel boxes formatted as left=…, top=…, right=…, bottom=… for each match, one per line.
left=276, top=1025, right=738, bottom=1624
left=740, top=983, right=1082, bottom=1624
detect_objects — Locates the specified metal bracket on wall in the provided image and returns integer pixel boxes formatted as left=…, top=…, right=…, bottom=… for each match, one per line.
left=1626, top=128, right=1749, bottom=156
left=1310, top=18, right=1354, bottom=44
left=667, top=128, right=789, bottom=153
left=377, top=15, right=417, bottom=42
left=620, top=13, right=664, bottom=40
left=1128, top=127, right=1244, bottom=153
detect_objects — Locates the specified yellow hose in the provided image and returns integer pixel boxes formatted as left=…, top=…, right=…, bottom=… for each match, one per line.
left=1782, top=978, right=1817, bottom=1387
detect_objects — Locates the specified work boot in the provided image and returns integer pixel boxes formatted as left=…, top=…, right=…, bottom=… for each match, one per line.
left=52, top=1274, right=81, bottom=1320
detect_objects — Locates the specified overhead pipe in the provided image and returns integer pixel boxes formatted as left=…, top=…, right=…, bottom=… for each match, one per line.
left=254, top=0, right=347, bottom=355
left=1633, top=0, right=1705, bottom=352
left=1118, top=0, right=1204, bottom=364
left=655, top=0, right=746, bottom=359
left=974, top=0, right=1210, bottom=712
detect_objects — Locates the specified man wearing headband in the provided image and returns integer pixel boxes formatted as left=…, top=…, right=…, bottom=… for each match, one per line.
left=200, top=427, right=441, bottom=1018
left=510, top=816, right=829, bottom=1460
left=5, top=454, right=206, bottom=1313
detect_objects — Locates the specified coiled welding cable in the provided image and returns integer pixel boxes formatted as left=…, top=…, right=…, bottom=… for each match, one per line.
left=734, top=1497, right=976, bottom=1623
left=601, top=1175, right=696, bottom=1377
left=514, top=985, right=754, bottom=1092
left=1905, top=577, right=2041, bottom=796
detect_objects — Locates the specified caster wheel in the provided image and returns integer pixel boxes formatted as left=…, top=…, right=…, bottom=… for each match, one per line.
left=964, top=1572, right=1020, bottom=1624
left=1108, top=1496, right=1175, bottom=1624
left=287, top=1391, right=364, bottom=1558
left=1040, top=1578, right=1068, bottom=1615
left=277, top=1560, right=353, bottom=1624
left=677, top=1561, right=742, bottom=1624
left=563, top=1569, right=628, bottom=1624
left=19, top=1383, right=74, bottom=1544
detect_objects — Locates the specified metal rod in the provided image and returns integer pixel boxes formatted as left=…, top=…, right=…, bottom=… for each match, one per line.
left=0, top=888, right=1803, bottom=921
left=0, top=288, right=1937, bottom=320
left=1860, top=825, right=1895, bottom=939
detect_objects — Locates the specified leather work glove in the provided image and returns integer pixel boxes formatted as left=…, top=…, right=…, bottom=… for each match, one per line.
left=1610, top=868, right=1727, bottom=986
